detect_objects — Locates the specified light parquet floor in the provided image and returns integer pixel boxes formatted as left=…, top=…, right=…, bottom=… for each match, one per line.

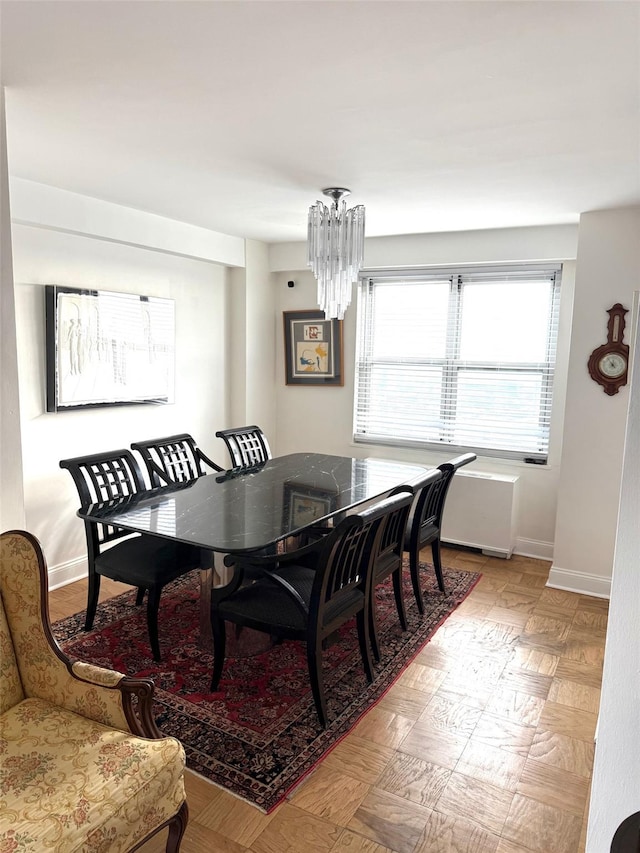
left=48, top=546, right=608, bottom=853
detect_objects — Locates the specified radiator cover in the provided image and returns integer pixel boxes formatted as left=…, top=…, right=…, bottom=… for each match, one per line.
left=441, top=470, right=520, bottom=558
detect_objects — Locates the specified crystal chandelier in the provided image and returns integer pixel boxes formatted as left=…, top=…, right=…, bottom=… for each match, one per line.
left=307, top=187, right=365, bottom=320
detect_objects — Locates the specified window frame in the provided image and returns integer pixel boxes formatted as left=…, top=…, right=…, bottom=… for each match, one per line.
left=353, top=263, right=562, bottom=463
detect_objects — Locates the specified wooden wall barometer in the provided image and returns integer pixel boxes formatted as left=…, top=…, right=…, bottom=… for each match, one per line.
left=587, top=303, right=630, bottom=396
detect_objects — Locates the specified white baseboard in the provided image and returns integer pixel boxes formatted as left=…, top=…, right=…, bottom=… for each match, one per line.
left=547, top=565, right=611, bottom=599
left=514, top=537, right=554, bottom=561
left=48, top=556, right=87, bottom=591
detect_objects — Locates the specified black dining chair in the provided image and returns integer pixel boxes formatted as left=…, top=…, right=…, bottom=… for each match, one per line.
left=209, top=491, right=413, bottom=728
left=60, top=448, right=201, bottom=661
left=368, top=484, right=415, bottom=662
left=215, top=425, right=271, bottom=468
left=131, top=432, right=222, bottom=487
left=404, top=453, right=477, bottom=610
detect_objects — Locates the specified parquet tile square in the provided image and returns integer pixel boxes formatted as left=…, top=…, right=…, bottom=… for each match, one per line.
left=486, top=607, right=530, bottom=630
left=399, top=724, right=469, bottom=770
left=377, top=684, right=435, bottom=720
left=352, top=708, right=417, bottom=750
left=417, top=692, right=484, bottom=737
left=416, top=810, right=501, bottom=853
left=498, top=666, right=552, bottom=700
left=288, top=764, right=370, bottom=824
left=510, top=647, right=559, bottom=677
left=537, top=701, right=598, bottom=742
left=529, top=730, right=594, bottom=778
left=456, top=740, right=526, bottom=792
left=376, top=753, right=451, bottom=808
left=347, top=788, right=432, bottom=853
left=547, top=678, right=601, bottom=714
left=493, top=590, right=540, bottom=614
left=516, top=758, right=590, bottom=816
left=538, top=588, right=581, bottom=611
left=197, top=789, right=274, bottom=847
left=555, top=657, right=603, bottom=689
left=501, top=794, right=582, bottom=853
left=484, top=687, right=546, bottom=727
left=435, top=771, right=514, bottom=834
left=471, top=711, right=536, bottom=757
left=395, top=661, right=447, bottom=695
left=572, top=608, right=609, bottom=632
left=321, top=734, right=395, bottom=784
left=251, top=803, right=341, bottom=853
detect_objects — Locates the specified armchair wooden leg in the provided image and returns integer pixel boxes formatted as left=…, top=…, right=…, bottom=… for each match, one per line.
left=135, top=587, right=146, bottom=606
left=431, top=540, right=446, bottom=592
left=409, top=549, right=425, bottom=615
left=147, top=585, right=163, bottom=662
left=85, top=570, right=101, bottom=630
left=165, top=800, right=189, bottom=853
left=210, top=616, right=226, bottom=691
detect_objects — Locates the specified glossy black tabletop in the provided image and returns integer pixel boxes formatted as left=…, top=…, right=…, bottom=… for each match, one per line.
left=78, top=452, right=429, bottom=554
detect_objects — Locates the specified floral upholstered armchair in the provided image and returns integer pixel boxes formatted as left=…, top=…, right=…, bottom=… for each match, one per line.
left=0, top=530, right=188, bottom=852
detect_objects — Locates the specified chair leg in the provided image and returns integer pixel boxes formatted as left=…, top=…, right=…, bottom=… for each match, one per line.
left=356, top=609, right=374, bottom=683
left=84, top=570, right=101, bottom=630
left=165, top=800, right=189, bottom=853
left=146, top=586, right=163, bottom=662
left=368, top=597, right=381, bottom=663
left=135, top=587, right=146, bottom=606
left=392, top=568, right=407, bottom=630
left=307, top=639, right=328, bottom=728
left=431, top=539, right=446, bottom=592
left=409, top=547, right=425, bottom=615
left=210, top=616, right=227, bottom=691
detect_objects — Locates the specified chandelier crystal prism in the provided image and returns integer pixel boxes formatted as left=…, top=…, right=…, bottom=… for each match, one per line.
left=307, top=187, right=365, bottom=320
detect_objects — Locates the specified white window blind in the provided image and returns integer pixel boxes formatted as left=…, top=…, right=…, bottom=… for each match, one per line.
left=354, top=264, right=561, bottom=462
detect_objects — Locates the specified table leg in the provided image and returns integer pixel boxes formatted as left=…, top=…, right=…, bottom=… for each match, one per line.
left=200, top=551, right=273, bottom=658
left=199, top=551, right=234, bottom=651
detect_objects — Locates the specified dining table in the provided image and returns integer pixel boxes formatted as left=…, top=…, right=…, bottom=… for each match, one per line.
left=77, top=452, right=430, bottom=648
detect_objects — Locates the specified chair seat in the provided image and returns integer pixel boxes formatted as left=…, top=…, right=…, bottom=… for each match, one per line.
left=1, top=697, right=186, bottom=852
left=96, top=536, right=200, bottom=588
left=218, top=565, right=364, bottom=632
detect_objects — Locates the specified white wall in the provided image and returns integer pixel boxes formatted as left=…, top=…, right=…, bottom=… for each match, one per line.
left=551, top=208, right=640, bottom=597
left=12, top=222, right=232, bottom=584
left=586, top=293, right=640, bottom=852
left=272, top=225, right=579, bottom=562
left=0, top=89, right=25, bottom=530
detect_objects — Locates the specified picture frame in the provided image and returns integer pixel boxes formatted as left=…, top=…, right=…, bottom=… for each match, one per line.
left=283, top=309, right=343, bottom=386
left=45, top=285, right=175, bottom=411
left=284, top=483, right=338, bottom=531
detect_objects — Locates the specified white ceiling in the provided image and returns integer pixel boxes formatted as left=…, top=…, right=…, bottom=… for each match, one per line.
left=1, top=1, right=639, bottom=244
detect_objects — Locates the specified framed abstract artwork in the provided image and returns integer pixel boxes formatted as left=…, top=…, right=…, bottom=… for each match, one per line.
left=283, top=309, right=343, bottom=386
left=45, top=285, right=175, bottom=411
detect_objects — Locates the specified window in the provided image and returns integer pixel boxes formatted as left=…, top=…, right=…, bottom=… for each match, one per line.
left=354, top=264, right=561, bottom=462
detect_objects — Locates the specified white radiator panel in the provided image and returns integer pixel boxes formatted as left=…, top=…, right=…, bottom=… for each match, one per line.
left=441, top=471, right=520, bottom=558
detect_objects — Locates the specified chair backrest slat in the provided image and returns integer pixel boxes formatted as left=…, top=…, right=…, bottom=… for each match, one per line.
left=309, top=492, right=414, bottom=629
left=215, top=425, right=271, bottom=468
left=60, top=449, right=146, bottom=547
left=132, top=433, right=221, bottom=486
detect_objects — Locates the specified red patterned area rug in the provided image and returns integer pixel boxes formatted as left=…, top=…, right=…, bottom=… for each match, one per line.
left=53, top=563, right=479, bottom=813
